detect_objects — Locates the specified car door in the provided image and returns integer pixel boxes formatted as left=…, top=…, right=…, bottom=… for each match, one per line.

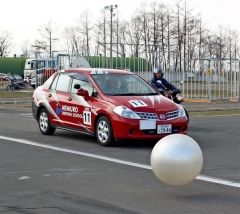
left=54, top=73, right=73, bottom=128
left=67, top=73, right=97, bottom=134
left=45, top=74, right=63, bottom=126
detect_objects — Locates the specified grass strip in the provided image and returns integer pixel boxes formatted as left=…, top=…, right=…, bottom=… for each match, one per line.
left=190, top=110, right=240, bottom=117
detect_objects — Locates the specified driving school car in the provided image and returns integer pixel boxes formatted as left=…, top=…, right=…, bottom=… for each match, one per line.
left=32, top=68, right=188, bottom=146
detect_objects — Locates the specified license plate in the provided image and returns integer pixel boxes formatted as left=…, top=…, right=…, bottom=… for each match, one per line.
left=139, top=120, right=156, bottom=130
left=157, top=124, right=172, bottom=134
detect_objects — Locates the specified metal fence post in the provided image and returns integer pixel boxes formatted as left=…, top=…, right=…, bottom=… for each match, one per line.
left=238, top=60, right=240, bottom=102
left=207, top=59, right=212, bottom=101
left=35, top=60, right=38, bottom=88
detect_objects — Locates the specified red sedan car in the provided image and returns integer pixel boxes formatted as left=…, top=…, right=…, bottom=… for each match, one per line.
left=32, top=68, right=188, bottom=146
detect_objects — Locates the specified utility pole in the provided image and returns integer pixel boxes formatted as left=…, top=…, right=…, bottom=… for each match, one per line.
left=104, top=4, right=118, bottom=68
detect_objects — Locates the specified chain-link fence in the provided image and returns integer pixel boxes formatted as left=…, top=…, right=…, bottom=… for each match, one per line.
left=33, top=50, right=239, bottom=101
left=179, top=59, right=240, bottom=100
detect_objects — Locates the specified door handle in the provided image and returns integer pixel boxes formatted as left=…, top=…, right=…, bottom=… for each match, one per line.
left=48, top=94, right=52, bottom=97
left=67, top=97, right=72, bottom=101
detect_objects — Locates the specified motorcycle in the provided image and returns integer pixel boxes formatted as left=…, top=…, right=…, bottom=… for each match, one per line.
left=5, top=79, right=28, bottom=91
left=154, top=80, right=189, bottom=121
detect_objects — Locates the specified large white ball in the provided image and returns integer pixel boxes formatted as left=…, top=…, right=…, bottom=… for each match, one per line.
left=151, top=134, right=203, bottom=186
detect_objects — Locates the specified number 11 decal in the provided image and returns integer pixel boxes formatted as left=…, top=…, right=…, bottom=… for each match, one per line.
left=83, top=111, right=91, bottom=125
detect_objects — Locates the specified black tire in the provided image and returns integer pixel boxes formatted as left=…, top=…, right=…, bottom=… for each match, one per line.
left=21, top=84, right=27, bottom=90
left=5, top=85, right=10, bottom=91
left=38, top=108, right=56, bottom=135
left=6, top=84, right=14, bottom=91
left=184, top=108, right=189, bottom=122
left=96, top=116, right=114, bottom=146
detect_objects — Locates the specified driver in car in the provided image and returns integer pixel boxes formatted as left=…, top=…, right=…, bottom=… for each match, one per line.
left=103, top=77, right=123, bottom=94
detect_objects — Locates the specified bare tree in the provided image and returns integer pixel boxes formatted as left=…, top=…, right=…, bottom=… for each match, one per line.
left=63, top=27, right=72, bottom=54
left=0, top=31, right=12, bottom=57
left=63, top=10, right=93, bottom=56
left=31, top=39, right=47, bottom=58
left=76, top=11, right=92, bottom=56
left=64, top=26, right=80, bottom=55
left=21, top=40, right=31, bottom=57
left=32, top=21, right=58, bottom=57
left=59, top=0, right=240, bottom=74
left=122, top=16, right=142, bottom=57
left=93, top=10, right=107, bottom=57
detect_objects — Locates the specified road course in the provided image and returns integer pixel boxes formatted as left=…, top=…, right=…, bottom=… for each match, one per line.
left=0, top=107, right=239, bottom=213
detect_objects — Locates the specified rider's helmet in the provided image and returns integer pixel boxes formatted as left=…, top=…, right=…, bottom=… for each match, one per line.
left=153, top=67, right=164, bottom=77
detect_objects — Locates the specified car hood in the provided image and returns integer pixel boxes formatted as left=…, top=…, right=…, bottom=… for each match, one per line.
left=106, top=95, right=179, bottom=112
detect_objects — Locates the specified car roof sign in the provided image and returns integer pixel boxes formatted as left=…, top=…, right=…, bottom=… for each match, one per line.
left=91, top=69, right=108, bottom=75
left=69, top=73, right=88, bottom=82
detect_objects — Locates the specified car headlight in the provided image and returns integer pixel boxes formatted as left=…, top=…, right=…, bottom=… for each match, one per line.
left=178, top=105, right=186, bottom=118
left=113, top=106, right=141, bottom=119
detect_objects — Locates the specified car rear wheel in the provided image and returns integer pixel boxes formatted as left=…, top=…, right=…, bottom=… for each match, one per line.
left=5, top=85, right=13, bottom=91
left=96, top=116, right=114, bottom=146
left=38, top=108, right=56, bottom=135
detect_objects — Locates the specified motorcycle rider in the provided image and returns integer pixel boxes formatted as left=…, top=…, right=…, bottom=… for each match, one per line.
left=150, top=66, right=184, bottom=103
left=150, top=67, right=189, bottom=120
left=150, top=67, right=178, bottom=94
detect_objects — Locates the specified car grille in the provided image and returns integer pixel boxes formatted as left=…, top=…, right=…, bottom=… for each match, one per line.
left=136, top=111, right=179, bottom=120
left=166, top=110, right=179, bottom=120
left=136, top=112, right=158, bottom=120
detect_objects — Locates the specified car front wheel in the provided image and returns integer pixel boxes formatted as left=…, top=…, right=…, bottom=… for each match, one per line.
left=96, top=116, right=114, bottom=146
left=184, top=108, right=189, bottom=122
left=38, top=108, right=56, bottom=135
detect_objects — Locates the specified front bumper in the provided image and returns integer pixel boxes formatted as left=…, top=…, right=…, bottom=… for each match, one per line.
left=111, top=116, right=188, bottom=141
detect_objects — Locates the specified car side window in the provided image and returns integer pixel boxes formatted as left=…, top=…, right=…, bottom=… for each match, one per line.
left=55, top=74, right=71, bottom=92
left=50, top=74, right=59, bottom=90
left=70, top=74, right=94, bottom=96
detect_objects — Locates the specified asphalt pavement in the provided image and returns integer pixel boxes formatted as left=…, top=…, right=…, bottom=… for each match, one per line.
left=0, top=107, right=239, bottom=213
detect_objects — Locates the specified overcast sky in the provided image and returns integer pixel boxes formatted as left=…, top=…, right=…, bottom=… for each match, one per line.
left=1, top=0, right=239, bottom=55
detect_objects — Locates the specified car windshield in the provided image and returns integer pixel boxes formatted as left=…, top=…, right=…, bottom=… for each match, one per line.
left=92, top=73, right=158, bottom=96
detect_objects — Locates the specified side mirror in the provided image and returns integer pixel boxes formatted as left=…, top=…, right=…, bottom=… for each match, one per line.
left=74, top=84, right=81, bottom=89
left=92, top=91, right=98, bottom=97
left=77, top=89, right=90, bottom=100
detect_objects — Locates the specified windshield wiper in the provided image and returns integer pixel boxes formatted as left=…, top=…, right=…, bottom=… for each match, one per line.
left=118, top=93, right=141, bottom=96
left=107, top=93, right=138, bottom=96
left=144, top=92, right=159, bottom=95
left=107, top=92, right=159, bottom=96
left=109, top=93, right=129, bottom=96
left=121, top=93, right=159, bottom=96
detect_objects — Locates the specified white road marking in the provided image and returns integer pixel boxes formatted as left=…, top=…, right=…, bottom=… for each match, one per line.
left=18, top=176, right=30, bottom=180
left=42, top=174, right=51, bottom=177
left=0, top=135, right=239, bottom=188
left=196, top=175, right=240, bottom=187
left=20, top=113, right=32, bottom=116
left=0, top=113, right=32, bottom=118
left=0, top=168, right=87, bottom=174
left=22, top=118, right=33, bottom=120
